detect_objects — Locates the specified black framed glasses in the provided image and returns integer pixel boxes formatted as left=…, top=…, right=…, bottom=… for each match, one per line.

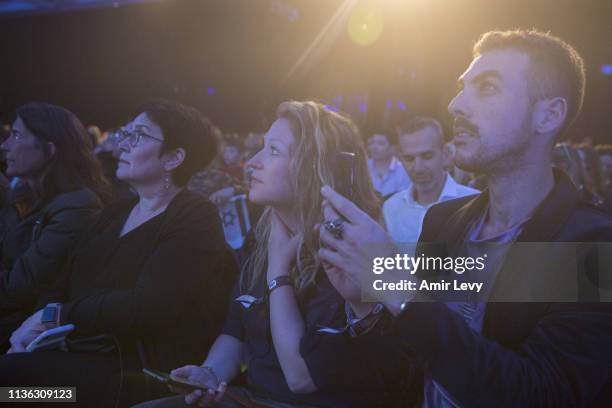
left=117, top=127, right=163, bottom=148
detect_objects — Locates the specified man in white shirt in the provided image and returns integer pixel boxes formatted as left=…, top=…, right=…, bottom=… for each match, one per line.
left=383, top=117, right=479, bottom=243
left=366, top=129, right=411, bottom=199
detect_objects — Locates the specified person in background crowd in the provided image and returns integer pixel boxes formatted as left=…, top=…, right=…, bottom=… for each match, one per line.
left=595, top=144, right=612, bottom=196
left=575, top=144, right=603, bottom=202
left=220, top=137, right=244, bottom=182
left=135, top=101, right=413, bottom=408
left=552, top=142, right=602, bottom=205
left=595, top=144, right=612, bottom=213
left=187, top=128, right=241, bottom=205
left=0, top=99, right=237, bottom=407
left=87, top=125, right=104, bottom=149
left=384, top=117, right=479, bottom=244
left=243, top=131, right=264, bottom=160
left=208, top=137, right=248, bottom=207
left=318, top=29, right=612, bottom=406
left=0, top=102, right=109, bottom=352
left=0, top=124, right=9, bottom=204
left=366, top=128, right=411, bottom=200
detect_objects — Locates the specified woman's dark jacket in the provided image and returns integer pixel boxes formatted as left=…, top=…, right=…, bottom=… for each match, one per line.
left=0, top=188, right=103, bottom=347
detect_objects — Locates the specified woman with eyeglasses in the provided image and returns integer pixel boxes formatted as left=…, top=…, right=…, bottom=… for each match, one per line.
left=135, top=101, right=414, bottom=408
left=0, top=99, right=237, bottom=407
left=0, top=102, right=110, bottom=352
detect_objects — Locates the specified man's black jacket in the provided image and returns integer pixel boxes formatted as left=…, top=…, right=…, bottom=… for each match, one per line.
left=394, top=171, right=612, bottom=407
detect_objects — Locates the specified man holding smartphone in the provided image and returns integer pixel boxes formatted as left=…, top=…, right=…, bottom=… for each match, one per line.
left=318, top=29, right=612, bottom=406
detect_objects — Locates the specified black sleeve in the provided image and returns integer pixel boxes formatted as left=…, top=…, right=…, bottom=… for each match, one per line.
left=220, top=282, right=245, bottom=341
left=0, top=205, right=98, bottom=310
left=394, top=301, right=612, bottom=407
left=298, top=283, right=408, bottom=393
left=59, top=203, right=229, bottom=337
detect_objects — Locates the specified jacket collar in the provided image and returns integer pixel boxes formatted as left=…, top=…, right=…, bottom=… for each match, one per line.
left=440, top=169, right=578, bottom=243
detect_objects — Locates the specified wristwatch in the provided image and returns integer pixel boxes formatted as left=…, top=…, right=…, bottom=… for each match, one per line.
left=268, top=276, right=293, bottom=293
left=41, top=303, right=62, bottom=329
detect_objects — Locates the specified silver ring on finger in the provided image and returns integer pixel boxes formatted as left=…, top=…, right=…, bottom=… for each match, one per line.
left=323, top=217, right=344, bottom=240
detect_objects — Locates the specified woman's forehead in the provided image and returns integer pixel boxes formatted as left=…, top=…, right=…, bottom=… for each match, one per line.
left=266, top=118, right=295, bottom=145
left=129, top=112, right=162, bottom=135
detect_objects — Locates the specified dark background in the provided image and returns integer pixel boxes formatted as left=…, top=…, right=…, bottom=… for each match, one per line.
left=0, top=0, right=611, bottom=143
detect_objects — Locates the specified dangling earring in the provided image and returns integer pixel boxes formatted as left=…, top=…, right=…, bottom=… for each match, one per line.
left=164, top=172, right=171, bottom=190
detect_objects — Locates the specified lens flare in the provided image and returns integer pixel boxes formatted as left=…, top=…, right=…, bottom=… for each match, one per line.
left=347, top=3, right=384, bottom=46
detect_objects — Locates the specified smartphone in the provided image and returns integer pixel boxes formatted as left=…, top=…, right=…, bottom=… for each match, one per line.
left=333, top=151, right=356, bottom=202
left=26, top=324, right=75, bottom=352
left=142, top=368, right=210, bottom=392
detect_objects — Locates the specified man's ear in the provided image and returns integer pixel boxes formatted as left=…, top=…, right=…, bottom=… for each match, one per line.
left=163, top=147, right=186, bottom=172
left=533, top=97, right=568, bottom=136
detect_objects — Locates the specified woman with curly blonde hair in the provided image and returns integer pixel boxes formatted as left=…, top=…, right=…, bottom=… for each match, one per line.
left=135, top=101, right=402, bottom=408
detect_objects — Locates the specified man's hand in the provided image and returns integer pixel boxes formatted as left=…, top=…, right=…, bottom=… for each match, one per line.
left=317, top=186, right=413, bottom=315
left=8, top=309, right=46, bottom=353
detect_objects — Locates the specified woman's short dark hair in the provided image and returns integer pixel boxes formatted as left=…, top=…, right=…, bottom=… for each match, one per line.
left=17, top=102, right=111, bottom=203
left=136, top=99, right=218, bottom=186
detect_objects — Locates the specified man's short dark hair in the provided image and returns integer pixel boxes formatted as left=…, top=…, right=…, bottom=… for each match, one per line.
left=399, top=116, right=445, bottom=148
left=473, top=29, right=586, bottom=136
left=137, top=99, right=217, bottom=186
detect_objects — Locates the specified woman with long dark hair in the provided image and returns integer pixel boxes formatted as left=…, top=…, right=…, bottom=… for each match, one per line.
left=0, top=99, right=236, bottom=408
left=0, top=102, right=110, bottom=350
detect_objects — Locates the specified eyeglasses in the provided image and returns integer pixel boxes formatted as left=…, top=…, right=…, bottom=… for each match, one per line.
left=117, top=128, right=163, bottom=148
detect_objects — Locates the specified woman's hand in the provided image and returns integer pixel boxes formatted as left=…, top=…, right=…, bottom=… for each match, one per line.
left=169, top=365, right=227, bottom=407
left=8, top=309, right=46, bottom=353
left=267, top=211, right=300, bottom=280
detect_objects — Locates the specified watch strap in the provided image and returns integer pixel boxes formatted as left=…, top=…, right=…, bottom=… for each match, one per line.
left=268, top=276, right=292, bottom=293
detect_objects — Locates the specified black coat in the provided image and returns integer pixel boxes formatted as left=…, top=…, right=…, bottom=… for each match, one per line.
left=0, top=188, right=103, bottom=347
left=394, top=171, right=612, bottom=407
left=39, top=189, right=238, bottom=373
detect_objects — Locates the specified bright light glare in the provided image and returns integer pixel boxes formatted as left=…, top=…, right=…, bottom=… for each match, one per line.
left=347, top=3, right=384, bottom=46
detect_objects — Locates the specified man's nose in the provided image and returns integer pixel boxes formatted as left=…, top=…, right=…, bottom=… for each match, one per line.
left=448, top=91, right=468, bottom=119
left=413, top=157, right=426, bottom=171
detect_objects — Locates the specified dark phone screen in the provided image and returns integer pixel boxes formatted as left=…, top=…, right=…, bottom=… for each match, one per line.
left=333, top=151, right=356, bottom=202
left=142, top=368, right=208, bottom=392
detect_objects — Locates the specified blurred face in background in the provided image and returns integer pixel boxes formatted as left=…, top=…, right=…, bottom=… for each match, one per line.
left=399, top=126, right=450, bottom=193
left=245, top=132, right=264, bottom=152
left=448, top=49, right=533, bottom=173
left=599, top=153, right=612, bottom=192
left=1, top=117, right=52, bottom=179
left=223, top=144, right=241, bottom=166
left=367, top=133, right=394, bottom=162
left=245, top=118, right=295, bottom=208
